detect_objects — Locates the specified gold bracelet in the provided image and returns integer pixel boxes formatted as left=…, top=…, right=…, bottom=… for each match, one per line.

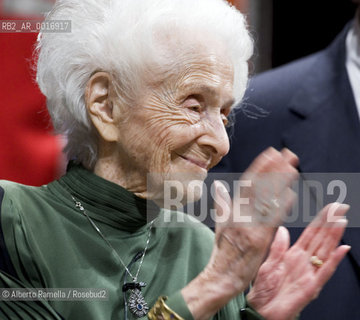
left=147, top=296, right=185, bottom=320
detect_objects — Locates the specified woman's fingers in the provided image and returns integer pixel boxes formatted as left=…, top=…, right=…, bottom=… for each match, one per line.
left=276, top=187, right=297, bottom=225
left=280, top=148, right=299, bottom=168
left=307, top=203, right=348, bottom=255
left=214, top=147, right=300, bottom=228
left=213, top=180, right=232, bottom=226
left=314, top=219, right=348, bottom=261
left=295, top=203, right=349, bottom=250
left=315, top=245, right=351, bottom=290
left=232, top=148, right=299, bottom=228
left=245, top=147, right=299, bottom=177
left=250, top=187, right=297, bottom=227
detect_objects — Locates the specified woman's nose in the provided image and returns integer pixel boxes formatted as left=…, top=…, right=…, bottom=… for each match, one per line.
left=197, top=115, right=230, bottom=159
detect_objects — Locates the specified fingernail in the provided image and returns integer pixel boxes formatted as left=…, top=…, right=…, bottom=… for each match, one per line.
left=334, top=218, right=348, bottom=227
left=334, top=203, right=350, bottom=211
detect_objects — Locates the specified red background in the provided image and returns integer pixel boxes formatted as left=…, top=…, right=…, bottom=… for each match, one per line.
left=0, top=4, right=62, bottom=185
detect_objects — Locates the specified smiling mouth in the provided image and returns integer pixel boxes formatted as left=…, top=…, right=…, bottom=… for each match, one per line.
left=178, top=154, right=210, bottom=170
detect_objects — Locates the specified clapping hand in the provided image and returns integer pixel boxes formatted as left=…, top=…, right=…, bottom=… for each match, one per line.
left=247, top=203, right=350, bottom=320
left=182, top=148, right=300, bottom=319
left=182, top=148, right=348, bottom=320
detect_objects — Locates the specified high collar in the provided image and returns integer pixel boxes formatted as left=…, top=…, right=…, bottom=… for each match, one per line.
left=48, top=162, right=160, bottom=232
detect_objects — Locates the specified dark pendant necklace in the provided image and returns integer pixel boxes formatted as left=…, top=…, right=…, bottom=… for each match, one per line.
left=70, top=195, right=155, bottom=318
left=123, top=281, right=149, bottom=317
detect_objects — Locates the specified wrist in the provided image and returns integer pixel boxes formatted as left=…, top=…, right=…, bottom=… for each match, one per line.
left=148, top=296, right=186, bottom=320
left=181, top=269, right=244, bottom=320
left=246, top=297, right=298, bottom=320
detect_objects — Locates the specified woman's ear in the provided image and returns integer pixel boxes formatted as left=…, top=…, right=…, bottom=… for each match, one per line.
left=85, top=72, right=119, bottom=142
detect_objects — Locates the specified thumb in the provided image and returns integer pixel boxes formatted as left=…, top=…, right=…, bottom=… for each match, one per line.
left=265, top=226, right=290, bottom=263
left=213, top=180, right=232, bottom=226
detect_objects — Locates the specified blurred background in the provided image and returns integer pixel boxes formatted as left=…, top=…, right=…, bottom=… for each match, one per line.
left=0, top=0, right=63, bottom=186
left=230, top=0, right=358, bottom=74
left=0, top=0, right=357, bottom=185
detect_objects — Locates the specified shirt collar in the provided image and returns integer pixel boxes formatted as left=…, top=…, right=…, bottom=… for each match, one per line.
left=50, top=162, right=160, bottom=232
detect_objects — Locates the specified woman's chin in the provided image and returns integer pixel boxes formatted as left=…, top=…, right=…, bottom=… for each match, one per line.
left=146, top=172, right=206, bottom=210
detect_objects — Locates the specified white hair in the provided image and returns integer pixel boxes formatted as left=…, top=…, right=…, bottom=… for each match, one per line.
left=36, top=0, right=253, bottom=168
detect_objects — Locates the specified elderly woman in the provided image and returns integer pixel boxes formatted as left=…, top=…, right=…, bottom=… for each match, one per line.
left=0, top=0, right=349, bottom=319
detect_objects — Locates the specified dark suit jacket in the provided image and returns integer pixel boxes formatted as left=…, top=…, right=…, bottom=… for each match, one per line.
left=213, top=22, right=360, bottom=319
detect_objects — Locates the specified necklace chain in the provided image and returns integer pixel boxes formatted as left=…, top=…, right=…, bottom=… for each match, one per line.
left=70, top=195, right=155, bottom=281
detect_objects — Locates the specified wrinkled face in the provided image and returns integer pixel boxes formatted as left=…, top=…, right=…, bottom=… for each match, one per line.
left=114, top=48, right=234, bottom=202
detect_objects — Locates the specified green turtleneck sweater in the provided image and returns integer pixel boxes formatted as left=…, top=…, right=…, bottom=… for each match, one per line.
left=0, top=164, right=263, bottom=320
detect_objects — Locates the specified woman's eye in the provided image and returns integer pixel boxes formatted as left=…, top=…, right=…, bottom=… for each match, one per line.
left=188, top=105, right=202, bottom=113
left=183, top=95, right=203, bottom=113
